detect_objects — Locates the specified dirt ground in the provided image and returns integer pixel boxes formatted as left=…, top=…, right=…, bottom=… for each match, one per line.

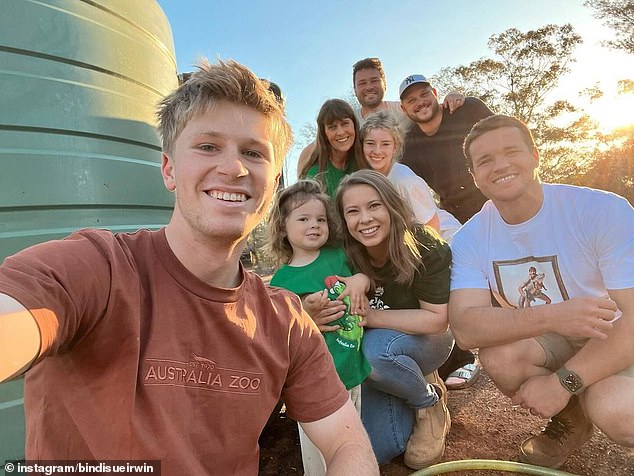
left=259, top=370, right=633, bottom=475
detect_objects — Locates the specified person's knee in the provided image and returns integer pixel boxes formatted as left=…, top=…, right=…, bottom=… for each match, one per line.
left=479, top=340, right=544, bottom=377
left=584, top=379, right=634, bottom=447
left=364, top=346, right=396, bottom=373
left=592, top=413, right=634, bottom=447
left=479, top=345, right=519, bottom=376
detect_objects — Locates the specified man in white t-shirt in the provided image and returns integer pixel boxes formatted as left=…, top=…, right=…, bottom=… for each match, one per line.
left=297, top=57, right=465, bottom=175
left=449, top=114, right=634, bottom=469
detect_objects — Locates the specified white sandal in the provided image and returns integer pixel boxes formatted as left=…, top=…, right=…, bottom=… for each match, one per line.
left=444, top=362, right=481, bottom=389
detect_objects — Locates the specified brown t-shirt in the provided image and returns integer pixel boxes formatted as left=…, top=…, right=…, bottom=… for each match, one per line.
left=0, top=228, right=348, bottom=475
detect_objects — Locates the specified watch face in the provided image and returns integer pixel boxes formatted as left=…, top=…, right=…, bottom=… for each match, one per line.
left=564, top=374, right=583, bottom=393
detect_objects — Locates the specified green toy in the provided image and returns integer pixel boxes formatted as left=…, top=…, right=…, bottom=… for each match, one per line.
left=324, top=275, right=363, bottom=349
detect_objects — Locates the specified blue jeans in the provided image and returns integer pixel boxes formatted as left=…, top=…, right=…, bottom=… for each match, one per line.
left=361, top=328, right=453, bottom=464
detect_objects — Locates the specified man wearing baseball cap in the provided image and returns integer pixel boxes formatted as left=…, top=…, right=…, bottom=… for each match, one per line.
left=399, top=73, right=494, bottom=391
left=399, top=74, right=493, bottom=224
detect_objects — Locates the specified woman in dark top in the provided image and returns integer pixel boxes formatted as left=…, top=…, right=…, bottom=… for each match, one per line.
left=334, top=170, right=453, bottom=469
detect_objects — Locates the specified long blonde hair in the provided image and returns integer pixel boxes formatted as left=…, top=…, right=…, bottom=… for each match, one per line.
left=335, top=170, right=422, bottom=285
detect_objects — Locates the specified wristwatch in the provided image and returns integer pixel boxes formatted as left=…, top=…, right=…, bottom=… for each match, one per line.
left=555, top=367, right=585, bottom=395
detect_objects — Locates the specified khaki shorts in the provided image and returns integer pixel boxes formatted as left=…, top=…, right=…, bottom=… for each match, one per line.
left=535, top=333, right=634, bottom=378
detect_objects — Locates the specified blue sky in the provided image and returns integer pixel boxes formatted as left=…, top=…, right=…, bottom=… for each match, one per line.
left=156, top=0, right=632, bottom=182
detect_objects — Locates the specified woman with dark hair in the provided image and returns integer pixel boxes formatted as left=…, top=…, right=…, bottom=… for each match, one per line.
left=334, top=169, right=453, bottom=470
left=298, top=99, right=366, bottom=197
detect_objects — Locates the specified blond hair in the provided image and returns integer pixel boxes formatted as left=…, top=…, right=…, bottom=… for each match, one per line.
left=156, top=59, right=293, bottom=169
left=359, top=110, right=404, bottom=164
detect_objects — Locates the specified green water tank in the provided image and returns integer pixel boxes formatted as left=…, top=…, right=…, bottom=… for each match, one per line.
left=0, top=0, right=178, bottom=465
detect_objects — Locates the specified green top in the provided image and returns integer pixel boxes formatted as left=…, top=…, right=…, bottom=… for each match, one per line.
left=270, top=247, right=371, bottom=389
left=306, top=159, right=357, bottom=198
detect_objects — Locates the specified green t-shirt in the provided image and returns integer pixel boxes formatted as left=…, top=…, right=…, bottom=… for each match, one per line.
left=270, top=247, right=371, bottom=389
left=305, top=160, right=357, bottom=198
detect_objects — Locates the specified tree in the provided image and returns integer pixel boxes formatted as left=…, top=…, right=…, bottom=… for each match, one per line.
left=580, top=1, right=634, bottom=201
left=432, top=24, right=582, bottom=124
left=585, top=0, right=634, bottom=54
left=618, top=79, right=634, bottom=94
left=297, top=122, right=317, bottom=150
left=584, top=125, right=634, bottom=204
left=431, top=24, right=595, bottom=180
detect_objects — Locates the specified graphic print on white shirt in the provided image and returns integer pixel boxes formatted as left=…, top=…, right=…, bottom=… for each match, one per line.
left=491, top=255, right=570, bottom=309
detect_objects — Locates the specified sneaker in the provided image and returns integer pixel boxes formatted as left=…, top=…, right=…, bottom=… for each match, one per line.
left=404, top=383, right=451, bottom=470
left=520, top=396, right=594, bottom=468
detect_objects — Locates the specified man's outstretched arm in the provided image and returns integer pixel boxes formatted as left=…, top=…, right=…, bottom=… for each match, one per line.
left=300, top=399, right=379, bottom=475
left=0, top=293, right=41, bottom=382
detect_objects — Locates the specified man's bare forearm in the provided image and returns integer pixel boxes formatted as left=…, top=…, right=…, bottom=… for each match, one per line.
left=0, top=293, right=41, bottom=382
left=302, top=400, right=379, bottom=475
left=565, top=288, right=634, bottom=386
left=450, top=303, right=550, bottom=350
left=326, top=441, right=379, bottom=476
left=449, top=289, right=616, bottom=350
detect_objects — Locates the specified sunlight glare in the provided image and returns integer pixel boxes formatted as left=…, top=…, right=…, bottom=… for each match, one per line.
left=585, top=85, right=634, bottom=133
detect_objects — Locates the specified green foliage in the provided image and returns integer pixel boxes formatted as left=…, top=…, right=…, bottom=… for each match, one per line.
left=489, top=24, right=582, bottom=122
left=585, top=0, right=634, bottom=54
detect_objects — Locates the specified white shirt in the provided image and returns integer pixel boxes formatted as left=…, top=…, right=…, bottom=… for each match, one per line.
left=451, top=183, right=634, bottom=309
left=388, top=163, right=461, bottom=242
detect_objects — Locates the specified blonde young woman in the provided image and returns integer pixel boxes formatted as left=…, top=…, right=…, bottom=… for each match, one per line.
left=360, top=110, right=461, bottom=242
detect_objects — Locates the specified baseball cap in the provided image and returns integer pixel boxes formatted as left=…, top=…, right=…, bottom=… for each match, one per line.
left=398, top=74, right=431, bottom=99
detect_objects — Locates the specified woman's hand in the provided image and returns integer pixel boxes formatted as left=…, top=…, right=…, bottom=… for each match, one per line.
left=302, top=290, right=346, bottom=332
left=336, top=274, right=370, bottom=316
left=443, top=92, right=465, bottom=114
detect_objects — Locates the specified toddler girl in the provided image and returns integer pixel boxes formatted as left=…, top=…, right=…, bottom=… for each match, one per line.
left=267, top=179, right=371, bottom=476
